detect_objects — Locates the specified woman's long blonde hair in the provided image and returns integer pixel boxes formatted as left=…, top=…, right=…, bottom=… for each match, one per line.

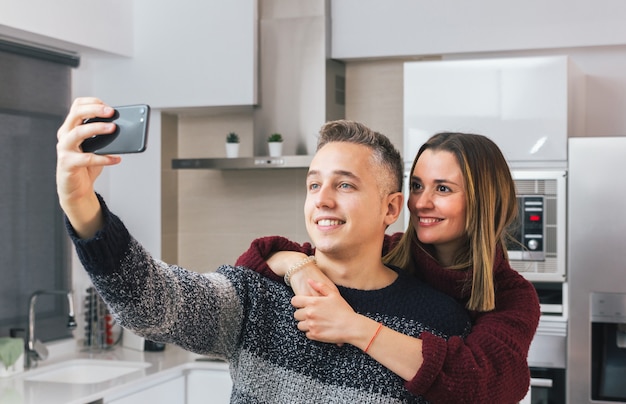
left=384, top=132, right=518, bottom=312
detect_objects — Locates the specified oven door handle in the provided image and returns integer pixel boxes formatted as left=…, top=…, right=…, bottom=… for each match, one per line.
left=530, top=377, right=553, bottom=388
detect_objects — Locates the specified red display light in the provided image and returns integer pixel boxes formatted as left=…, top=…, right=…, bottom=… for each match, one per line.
left=529, top=215, right=541, bottom=222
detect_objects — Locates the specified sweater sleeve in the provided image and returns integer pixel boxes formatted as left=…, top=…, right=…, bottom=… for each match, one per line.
left=407, top=270, right=540, bottom=403
left=66, top=195, right=243, bottom=359
left=234, top=236, right=314, bottom=282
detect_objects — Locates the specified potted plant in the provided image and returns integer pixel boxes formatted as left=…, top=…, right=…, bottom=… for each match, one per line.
left=267, top=133, right=283, bottom=157
left=225, top=132, right=240, bottom=158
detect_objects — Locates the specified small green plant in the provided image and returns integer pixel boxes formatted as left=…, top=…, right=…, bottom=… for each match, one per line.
left=268, top=133, right=283, bottom=143
left=226, top=132, right=239, bottom=143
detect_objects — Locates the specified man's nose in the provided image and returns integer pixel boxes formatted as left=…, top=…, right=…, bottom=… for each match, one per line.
left=315, top=185, right=336, bottom=208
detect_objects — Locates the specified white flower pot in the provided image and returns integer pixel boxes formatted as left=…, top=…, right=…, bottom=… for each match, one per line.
left=268, top=142, right=283, bottom=157
left=225, top=143, right=239, bottom=158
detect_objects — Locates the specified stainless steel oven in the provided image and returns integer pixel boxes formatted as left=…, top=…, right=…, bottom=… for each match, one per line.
left=523, top=317, right=568, bottom=404
left=525, top=367, right=567, bottom=404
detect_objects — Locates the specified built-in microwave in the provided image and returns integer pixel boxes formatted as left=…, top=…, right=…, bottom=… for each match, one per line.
left=508, top=170, right=567, bottom=284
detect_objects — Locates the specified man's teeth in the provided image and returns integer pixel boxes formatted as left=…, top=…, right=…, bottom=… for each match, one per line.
left=317, top=219, right=344, bottom=226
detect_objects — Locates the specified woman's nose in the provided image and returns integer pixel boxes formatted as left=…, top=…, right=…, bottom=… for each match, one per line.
left=412, top=192, right=433, bottom=210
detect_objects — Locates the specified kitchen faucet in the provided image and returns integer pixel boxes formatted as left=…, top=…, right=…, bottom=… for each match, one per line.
left=25, top=290, right=77, bottom=369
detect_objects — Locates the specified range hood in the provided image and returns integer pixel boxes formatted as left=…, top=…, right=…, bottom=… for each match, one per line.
left=174, top=0, right=345, bottom=170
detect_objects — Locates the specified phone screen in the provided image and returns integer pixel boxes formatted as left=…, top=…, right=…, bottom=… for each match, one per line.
left=81, top=104, right=150, bottom=154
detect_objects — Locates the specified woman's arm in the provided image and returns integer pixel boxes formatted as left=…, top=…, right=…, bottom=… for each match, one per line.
left=293, top=272, right=538, bottom=403
left=235, top=233, right=401, bottom=294
left=235, top=237, right=336, bottom=296
left=409, top=271, right=540, bottom=403
left=235, top=234, right=426, bottom=382
left=234, top=236, right=314, bottom=282
left=292, top=280, right=424, bottom=380
left=236, top=234, right=538, bottom=402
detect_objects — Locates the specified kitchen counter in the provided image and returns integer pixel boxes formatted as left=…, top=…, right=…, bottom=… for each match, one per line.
left=0, top=339, right=229, bottom=404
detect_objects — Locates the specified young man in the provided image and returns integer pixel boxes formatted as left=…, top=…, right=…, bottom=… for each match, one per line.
left=57, top=97, right=471, bottom=403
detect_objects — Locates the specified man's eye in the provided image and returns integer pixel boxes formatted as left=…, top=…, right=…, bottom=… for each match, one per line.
left=308, top=183, right=320, bottom=191
left=339, top=183, right=353, bottom=189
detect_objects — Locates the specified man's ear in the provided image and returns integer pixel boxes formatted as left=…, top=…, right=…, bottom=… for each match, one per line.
left=384, top=192, right=404, bottom=226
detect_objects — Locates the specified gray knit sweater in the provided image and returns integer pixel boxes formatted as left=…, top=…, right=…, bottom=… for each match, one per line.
left=68, top=197, right=471, bottom=403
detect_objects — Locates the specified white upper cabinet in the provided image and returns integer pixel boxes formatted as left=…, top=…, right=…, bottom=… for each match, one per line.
left=404, top=56, right=585, bottom=164
left=0, top=0, right=133, bottom=56
left=0, top=0, right=258, bottom=109
left=331, top=0, right=626, bottom=60
left=81, top=0, right=257, bottom=109
left=2, top=0, right=257, bottom=109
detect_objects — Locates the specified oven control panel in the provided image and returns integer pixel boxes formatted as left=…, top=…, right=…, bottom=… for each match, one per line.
left=508, top=195, right=545, bottom=261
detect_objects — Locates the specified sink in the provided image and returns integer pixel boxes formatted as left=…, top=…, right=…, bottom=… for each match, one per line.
left=24, top=359, right=151, bottom=384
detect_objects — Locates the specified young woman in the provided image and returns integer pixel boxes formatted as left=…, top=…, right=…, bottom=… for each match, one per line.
left=235, top=132, right=540, bottom=403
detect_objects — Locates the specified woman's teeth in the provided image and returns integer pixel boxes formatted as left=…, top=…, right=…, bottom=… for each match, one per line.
left=317, top=219, right=344, bottom=226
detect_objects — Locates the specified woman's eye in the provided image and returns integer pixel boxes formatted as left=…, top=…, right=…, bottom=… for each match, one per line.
left=437, top=185, right=451, bottom=192
left=410, top=182, right=422, bottom=192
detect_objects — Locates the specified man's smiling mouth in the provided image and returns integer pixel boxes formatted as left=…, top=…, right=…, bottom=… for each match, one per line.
left=317, top=219, right=345, bottom=226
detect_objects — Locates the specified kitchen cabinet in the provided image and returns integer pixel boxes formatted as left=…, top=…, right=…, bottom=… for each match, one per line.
left=3, top=0, right=257, bottom=109
left=76, top=0, right=257, bottom=109
left=186, top=368, right=232, bottom=404
left=105, top=368, right=231, bottom=404
left=330, top=0, right=626, bottom=60
left=106, top=374, right=185, bottom=404
left=0, top=341, right=231, bottom=404
left=403, top=55, right=584, bottom=165
left=0, top=0, right=132, bottom=57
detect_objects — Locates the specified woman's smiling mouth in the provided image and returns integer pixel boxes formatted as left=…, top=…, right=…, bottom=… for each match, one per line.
left=419, top=217, right=443, bottom=224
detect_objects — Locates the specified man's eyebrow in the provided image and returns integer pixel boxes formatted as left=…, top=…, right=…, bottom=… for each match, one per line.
left=307, top=169, right=359, bottom=180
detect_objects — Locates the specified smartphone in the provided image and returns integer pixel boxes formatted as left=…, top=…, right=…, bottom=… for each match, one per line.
left=81, top=104, right=150, bottom=154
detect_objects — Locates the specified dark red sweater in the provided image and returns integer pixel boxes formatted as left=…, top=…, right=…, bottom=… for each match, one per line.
left=235, top=233, right=540, bottom=403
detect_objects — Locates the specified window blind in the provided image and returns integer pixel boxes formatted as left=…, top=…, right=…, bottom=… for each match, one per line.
left=0, top=46, right=74, bottom=342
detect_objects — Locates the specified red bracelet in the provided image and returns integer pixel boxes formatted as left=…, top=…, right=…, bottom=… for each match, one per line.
left=364, top=322, right=383, bottom=353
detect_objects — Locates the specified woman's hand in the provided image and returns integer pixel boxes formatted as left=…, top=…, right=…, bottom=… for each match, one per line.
left=292, top=280, right=369, bottom=346
left=56, top=97, right=121, bottom=238
left=294, top=281, right=424, bottom=381
left=267, top=251, right=339, bottom=296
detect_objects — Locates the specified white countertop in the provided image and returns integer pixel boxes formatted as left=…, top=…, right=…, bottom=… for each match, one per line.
left=0, top=339, right=229, bottom=404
